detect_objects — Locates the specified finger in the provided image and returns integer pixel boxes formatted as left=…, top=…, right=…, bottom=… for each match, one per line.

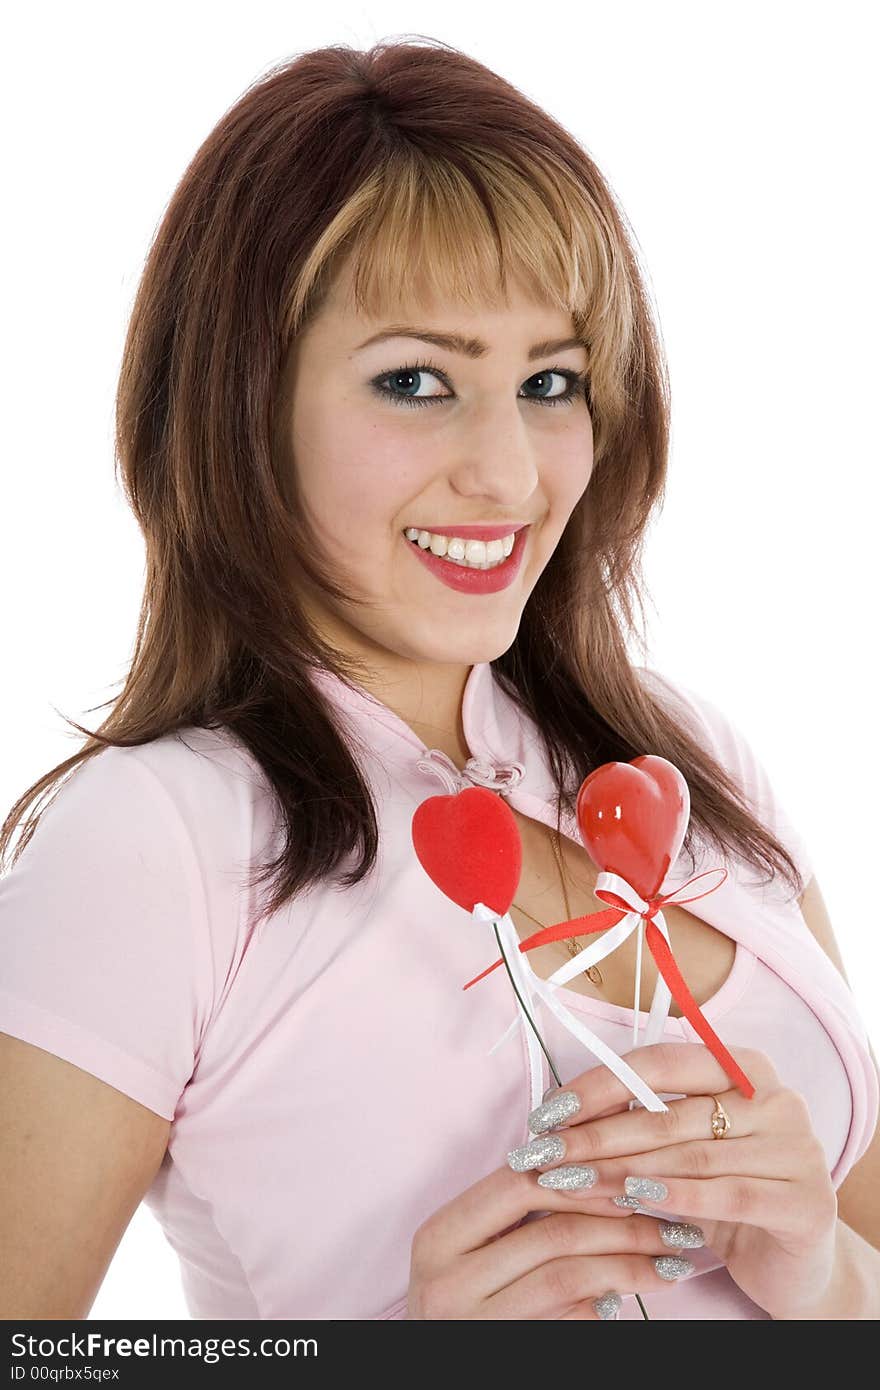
left=601, top=1135, right=805, bottom=1186
left=414, top=1161, right=608, bottom=1267
left=529, top=1043, right=777, bottom=1135
left=514, top=1088, right=758, bottom=1170
left=418, top=1118, right=656, bottom=1268
left=466, top=1211, right=674, bottom=1297
left=418, top=1091, right=751, bottom=1267
left=519, top=1193, right=649, bottom=1222
left=594, top=1172, right=802, bottom=1238
left=484, top=1247, right=698, bottom=1319
left=559, top=1290, right=624, bottom=1320
left=545, top=1083, right=633, bottom=1122
left=528, top=1137, right=801, bottom=1220
left=501, top=1195, right=639, bottom=1243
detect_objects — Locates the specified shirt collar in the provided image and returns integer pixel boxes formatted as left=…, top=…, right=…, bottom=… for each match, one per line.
left=309, top=660, right=533, bottom=794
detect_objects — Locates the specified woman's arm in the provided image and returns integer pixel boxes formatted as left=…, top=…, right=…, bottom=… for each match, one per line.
left=796, top=874, right=880, bottom=1254
left=749, top=872, right=880, bottom=1318
left=0, top=1031, right=171, bottom=1318
left=783, top=874, right=880, bottom=1315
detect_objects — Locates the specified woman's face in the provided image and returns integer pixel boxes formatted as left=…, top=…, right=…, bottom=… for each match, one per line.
left=281, top=260, right=594, bottom=679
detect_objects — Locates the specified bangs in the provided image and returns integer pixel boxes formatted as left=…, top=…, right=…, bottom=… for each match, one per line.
left=288, top=144, right=641, bottom=444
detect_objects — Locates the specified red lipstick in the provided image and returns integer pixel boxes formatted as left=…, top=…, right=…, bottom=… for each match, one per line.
left=404, top=525, right=529, bottom=595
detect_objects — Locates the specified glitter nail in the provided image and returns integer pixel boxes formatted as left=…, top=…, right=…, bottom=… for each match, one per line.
left=536, top=1163, right=597, bottom=1190
left=613, top=1195, right=644, bottom=1209
left=624, top=1175, right=668, bottom=1202
left=527, top=1090, right=581, bottom=1134
left=659, top=1221, right=705, bottom=1249
left=507, top=1134, right=566, bottom=1172
left=654, top=1255, right=695, bottom=1280
left=592, top=1291, right=622, bottom=1319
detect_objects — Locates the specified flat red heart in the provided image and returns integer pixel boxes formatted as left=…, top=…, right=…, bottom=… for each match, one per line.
left=411, top=785, right=522, bottom=915
left=576, top=755, right=690, bottom=900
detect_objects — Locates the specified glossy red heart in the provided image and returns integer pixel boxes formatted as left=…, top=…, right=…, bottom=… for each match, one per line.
left=576, top=755, right=690, bottom=899
left=411, top=785, right=522, bottom=915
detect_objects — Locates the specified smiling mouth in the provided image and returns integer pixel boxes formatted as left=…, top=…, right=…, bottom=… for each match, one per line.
left=402, top=526, right=522, bottom=569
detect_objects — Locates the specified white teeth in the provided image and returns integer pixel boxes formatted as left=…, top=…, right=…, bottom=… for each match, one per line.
left=403, top=527, right=518, bottom=569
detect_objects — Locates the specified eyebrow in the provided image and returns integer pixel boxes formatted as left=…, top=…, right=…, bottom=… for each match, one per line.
left=354, top=326, right=588, bottom=361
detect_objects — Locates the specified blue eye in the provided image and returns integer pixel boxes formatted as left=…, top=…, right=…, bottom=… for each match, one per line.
left=370, top=358, right=590, bottom=410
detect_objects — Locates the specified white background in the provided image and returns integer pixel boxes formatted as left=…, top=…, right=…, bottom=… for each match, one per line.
left=2, top=1, right=876, bottom=1321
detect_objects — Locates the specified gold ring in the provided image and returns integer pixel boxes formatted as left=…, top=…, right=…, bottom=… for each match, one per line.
left=710, top=1095, right=731, bottom=1139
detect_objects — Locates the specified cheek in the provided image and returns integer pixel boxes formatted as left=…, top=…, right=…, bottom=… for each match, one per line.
left=297, top=414, right=434, bottom=557
left=295, top=412, right=377, bottom=520
left=545, top=436, right=594, bottom=513
left=341, top=423, right=436, bottom=506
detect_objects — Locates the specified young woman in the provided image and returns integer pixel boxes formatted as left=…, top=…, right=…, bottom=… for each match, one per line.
left=1, top=38, right=877, bottom=1322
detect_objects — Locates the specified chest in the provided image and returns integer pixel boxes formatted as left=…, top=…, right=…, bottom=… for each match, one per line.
left=505, top=805, right=737, bottom=1017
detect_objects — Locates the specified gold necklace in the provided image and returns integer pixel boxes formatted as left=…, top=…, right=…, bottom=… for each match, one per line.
left=510, top=827, right=604, bottom=988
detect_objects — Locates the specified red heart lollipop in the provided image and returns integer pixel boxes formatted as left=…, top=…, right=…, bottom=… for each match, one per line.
left=576, top=755, right=690, bottom=900
left=411, top=785, right=522, bottom=915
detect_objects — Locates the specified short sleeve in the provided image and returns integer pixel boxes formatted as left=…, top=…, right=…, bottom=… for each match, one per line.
left=0, top=745, right=213, bottom=1121
left=638, top=667, right=814, bottom=888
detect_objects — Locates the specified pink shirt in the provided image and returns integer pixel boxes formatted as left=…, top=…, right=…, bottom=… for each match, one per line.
left=1, top=662, right=876, bottom=1320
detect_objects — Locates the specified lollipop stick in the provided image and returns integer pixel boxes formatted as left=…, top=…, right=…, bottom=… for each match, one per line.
left=493, top=923, right=651, bottom=1320
left=628, top=919, right=644, bottom=1113
left=493, top=921, right=562, bottom=1087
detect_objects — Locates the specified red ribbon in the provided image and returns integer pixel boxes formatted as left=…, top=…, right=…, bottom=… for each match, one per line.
left=463, top=867, right=755, bottom=1099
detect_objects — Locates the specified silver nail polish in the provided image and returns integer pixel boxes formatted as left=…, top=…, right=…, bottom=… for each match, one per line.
left=624, top=1176, right=668, bottom=1202
left=613, top=1195, right=644, bottom=1209
left=654, top=1255, right=695, bottom=1280
left=536, top=1163, right=597, bottom=1190
left=659, top=1221, right=704, bottom=1249
left=592, top=1291, right=622, bottom=1319
left=527, top=1090, right=581, bottom=1134
left=507, top=1134, right=566, bottom=1172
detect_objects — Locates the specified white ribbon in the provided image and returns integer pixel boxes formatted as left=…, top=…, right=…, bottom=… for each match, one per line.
left=473, top=870, right=696, bottom=1114
left=472, top=903, right=550, bottom=1114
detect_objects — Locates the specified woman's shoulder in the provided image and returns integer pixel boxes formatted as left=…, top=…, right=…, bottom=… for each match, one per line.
left=120, top=724, right=270, bottom=796
left=635, top=664, right=760, bottom=768
left=0, top=726, right=272, bottom=1120
left=32, top=725, right=277, bottom=927
left=634, top=663, right=812, bottom=886
left=78, top=725, right=273, bottom=844
left=635, top=663, right=720, bottom=731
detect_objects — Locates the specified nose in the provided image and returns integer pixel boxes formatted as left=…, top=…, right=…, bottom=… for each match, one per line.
left=446, top=408, right=540, bottom=505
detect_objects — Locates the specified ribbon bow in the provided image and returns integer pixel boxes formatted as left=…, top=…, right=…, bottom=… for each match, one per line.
left=467, top=862, right=754, bottom=1113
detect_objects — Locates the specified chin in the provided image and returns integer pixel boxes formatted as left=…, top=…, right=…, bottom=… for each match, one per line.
left=401, top=619, right=523, bottom=668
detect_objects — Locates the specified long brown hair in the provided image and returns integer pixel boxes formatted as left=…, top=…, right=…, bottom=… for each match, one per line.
left=0, top=36, right=805, bottom=924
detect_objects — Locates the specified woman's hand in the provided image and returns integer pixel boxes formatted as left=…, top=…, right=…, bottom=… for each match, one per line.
left=406, top=1167, right=701, bottom=1318
left=523, top=1041, right=839, bottom=1320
